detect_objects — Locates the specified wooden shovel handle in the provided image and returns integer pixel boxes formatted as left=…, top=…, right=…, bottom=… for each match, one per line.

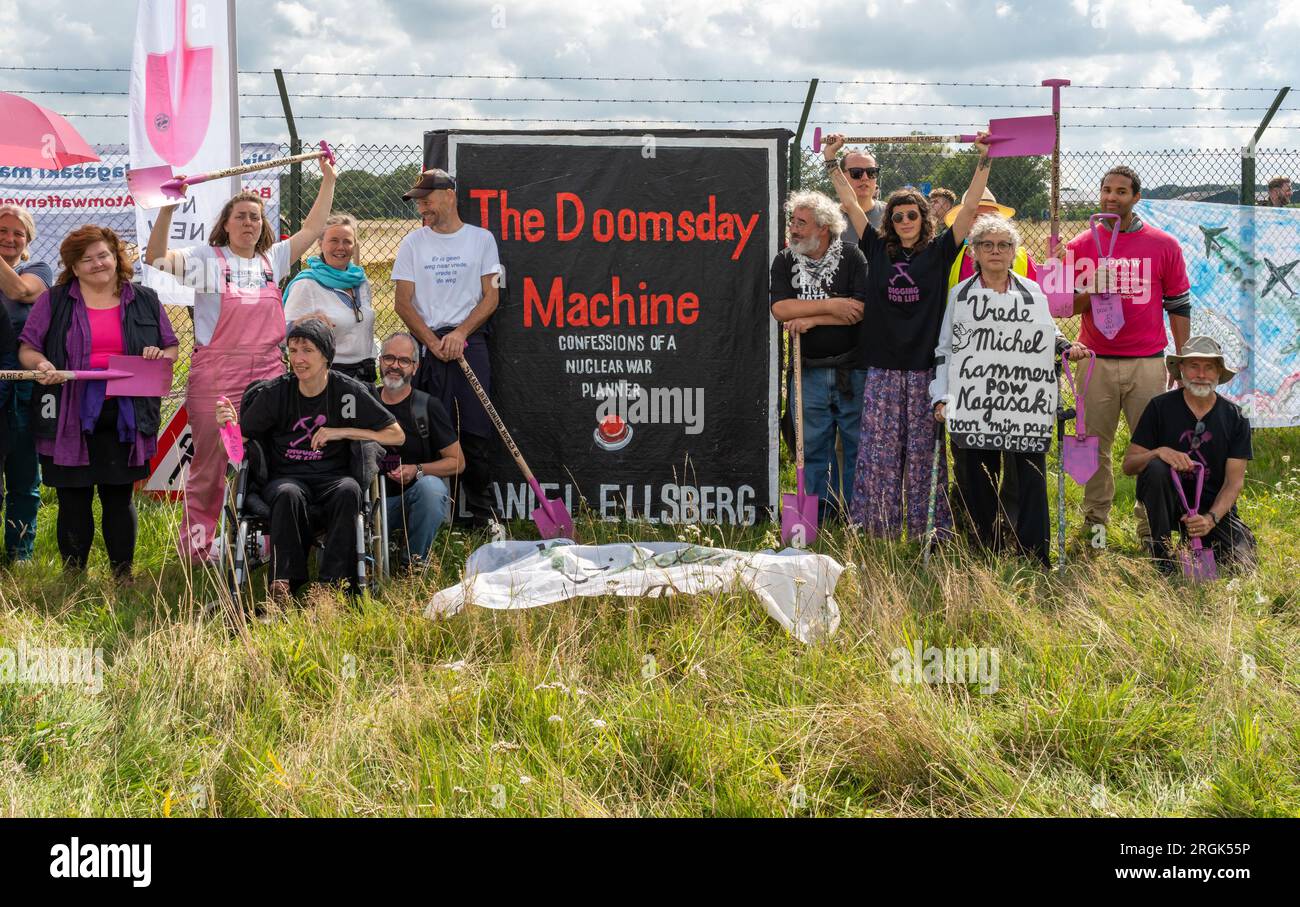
left=455, top=356, right=535, bottom=482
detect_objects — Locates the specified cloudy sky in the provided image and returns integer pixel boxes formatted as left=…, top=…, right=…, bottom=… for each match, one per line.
left=3, top=0, right=1298, bottom=155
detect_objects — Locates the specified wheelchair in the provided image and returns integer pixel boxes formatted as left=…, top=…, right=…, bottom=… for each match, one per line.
left=216, top=396, right=390, bottom=612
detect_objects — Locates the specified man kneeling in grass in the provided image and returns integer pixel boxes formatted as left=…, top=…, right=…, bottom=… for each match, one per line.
left=1121, top=336, right=1256, bottom=574
left=216, top=319, right=403, bottom=601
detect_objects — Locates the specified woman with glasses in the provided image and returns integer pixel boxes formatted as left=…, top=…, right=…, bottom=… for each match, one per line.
left=836, top=151, right=886, bottom=242
left=930, top=214, right=1089, bottom=566
left=283, top=214, right=378, bottom=384
left=822, top=131, right=993, bottom=542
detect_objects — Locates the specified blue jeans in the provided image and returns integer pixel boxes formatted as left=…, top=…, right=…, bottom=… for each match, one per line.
left=385, top=474, right=450, bottom=566
left=4, top=417, right=42, bottom=560
left=799, top=366, right=866, bottom=520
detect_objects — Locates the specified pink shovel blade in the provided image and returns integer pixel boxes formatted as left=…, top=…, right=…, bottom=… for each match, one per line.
left=144, top=0, right=214, bottom=167
left=1062, top=434, right=1100, bottom=485
left=104, top=355, right=174, bottom=398
left=527, top=477, right=573, bottom=540
left=780, top=469, right=819, bottom=547
left=1179, top=539, right=1218, bottom=582
left=219, top=419, right=245, bottom=465
left=1091, top=291, right=1125, bottom=339
left=1039, top=258, right=1075, bottom=317
left=986, top=115, right=1056, bottom=158
left=127, top=164, right=186, bottom=209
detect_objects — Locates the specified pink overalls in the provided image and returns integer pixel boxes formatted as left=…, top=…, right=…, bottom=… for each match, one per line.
left=180, top=247, right=286, bottom=559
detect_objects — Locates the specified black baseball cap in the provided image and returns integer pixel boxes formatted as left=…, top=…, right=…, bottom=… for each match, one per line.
left=402, top=169, right=457, bottom=199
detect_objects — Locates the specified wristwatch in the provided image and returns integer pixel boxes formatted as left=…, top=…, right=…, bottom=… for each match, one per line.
left=414, top=464, right=425, bottom=478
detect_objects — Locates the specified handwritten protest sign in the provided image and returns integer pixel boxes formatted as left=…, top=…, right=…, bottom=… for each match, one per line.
left=944, top=279, right=1058, bottom=453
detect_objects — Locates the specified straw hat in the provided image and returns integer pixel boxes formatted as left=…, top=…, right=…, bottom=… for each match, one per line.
left=1165, top=336, right=1237, bottom=385
left=944, top=187, right=1016, bottom=226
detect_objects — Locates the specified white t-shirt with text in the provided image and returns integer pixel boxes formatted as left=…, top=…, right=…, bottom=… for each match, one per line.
left=390, top=225, right=501, bottom=330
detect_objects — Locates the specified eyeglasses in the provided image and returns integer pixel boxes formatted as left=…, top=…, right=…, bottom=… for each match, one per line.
left=379, top=354, right=416, bottom=368
left=1188, top=420, right=1207, bottom=451
left=847, top=167, right=880, bottom=180
left=974, top=240, right=1015, bottom=252
left=891, top=210, right=920, bottom=224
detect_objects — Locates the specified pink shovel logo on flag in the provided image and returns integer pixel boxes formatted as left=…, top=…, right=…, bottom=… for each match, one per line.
left=145, top=0, right=213, bottom=166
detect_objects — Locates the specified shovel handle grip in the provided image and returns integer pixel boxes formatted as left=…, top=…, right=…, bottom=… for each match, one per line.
left=0, top=369, right=130, bottom=381
left=169, top=141, right=336, bottom=192
left=455, top=355, right=534, bottom=482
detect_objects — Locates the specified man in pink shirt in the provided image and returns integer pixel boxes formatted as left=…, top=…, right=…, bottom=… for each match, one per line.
left=1064, top=165, right=1191, bottom=545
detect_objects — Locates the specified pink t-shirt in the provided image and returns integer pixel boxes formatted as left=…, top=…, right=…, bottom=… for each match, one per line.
left=1066, top=221, right=1190, bottom=356
left=86, top=305, right=124, bottom=369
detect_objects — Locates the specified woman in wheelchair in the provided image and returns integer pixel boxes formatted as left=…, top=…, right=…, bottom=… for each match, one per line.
left=215, top=319, right=402, bottom=600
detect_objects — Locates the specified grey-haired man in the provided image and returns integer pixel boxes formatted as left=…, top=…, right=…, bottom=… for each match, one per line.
left=1122, top=336, right=1256, bottom=573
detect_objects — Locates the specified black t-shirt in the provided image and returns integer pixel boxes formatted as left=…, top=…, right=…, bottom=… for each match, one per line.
left=1130, top=389, right=1253, bottom=507
left=241, top=373, right=397, bottom=479
left=857, top=227, right=960, bottom=371
left=377, top=390, right=459, bottom=497
left=769, top=243, right=869, bottom=360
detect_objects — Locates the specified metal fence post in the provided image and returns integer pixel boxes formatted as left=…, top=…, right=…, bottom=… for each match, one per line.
left=274, top=68, right=302, bottom=258
left=1242, top=87, right=1290, bottom=205
left=790, top=79, right=819, bottom=191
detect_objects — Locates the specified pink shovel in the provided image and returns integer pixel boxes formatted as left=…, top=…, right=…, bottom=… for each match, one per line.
left=780, top=333, right=818, bottom=548
left=128, top=141, right=336, bottom=210
left=1040, top=78, right=1076, bottom=317
left=217, top=395, right=245, bottom=465
left=1088, top=213, right=1125, bottom=340
left=1170, top=462, right=1217, bottom=581
left=0, top=355, right=173, bottom=398
left=1061, top=350, right=1100, bottom=485
left=144, top=0, right=214, bottom=167
left=813, top=114, right=1056, bottom=158
left=456, top=356, right=573, bottom=540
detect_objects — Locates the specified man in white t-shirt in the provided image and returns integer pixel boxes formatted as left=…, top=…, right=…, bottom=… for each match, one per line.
left=392, top=169, right=502, bottom=525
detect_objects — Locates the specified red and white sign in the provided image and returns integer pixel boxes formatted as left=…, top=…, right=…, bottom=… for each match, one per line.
left=143, top=406, right=192, bottom=500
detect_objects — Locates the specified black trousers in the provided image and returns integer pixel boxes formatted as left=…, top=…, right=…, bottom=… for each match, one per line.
left=951, top=447, right=1050, bottom=567
left=1136, top=459, right=1256, bottom=569
left=264, top=474, right=362, bottom=592
left=56, top=484, right=137, bottom=574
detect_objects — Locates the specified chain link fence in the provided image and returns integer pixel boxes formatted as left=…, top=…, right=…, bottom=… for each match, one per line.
left=7, top=139, right=1299, bottom=423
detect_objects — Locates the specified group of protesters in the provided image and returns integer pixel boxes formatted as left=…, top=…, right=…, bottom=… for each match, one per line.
left=771, top=133, right=1257, bottom=573
left=0, top=139, right=1262, bottom=600
left=0, top=161, right=496, bottom=600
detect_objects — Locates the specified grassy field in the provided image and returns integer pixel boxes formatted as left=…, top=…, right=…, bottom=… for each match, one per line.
left=1, top=418, right=1296, bottom=817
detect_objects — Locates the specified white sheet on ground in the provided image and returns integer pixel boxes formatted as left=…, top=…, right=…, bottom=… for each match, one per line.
left=427, top=540, right=843, bottom=644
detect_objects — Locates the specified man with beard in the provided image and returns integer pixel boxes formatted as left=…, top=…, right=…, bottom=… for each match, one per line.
left=392, top=169, right=501, bottom=526
left=1121, top=337, right=1255, bottom=573
left=374, top=332, right=464, bottom=570
left=770, top=190, right=868, bottom=520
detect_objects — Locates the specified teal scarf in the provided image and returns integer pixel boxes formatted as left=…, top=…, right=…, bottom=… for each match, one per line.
left=283, top=256, right=367, bottom=300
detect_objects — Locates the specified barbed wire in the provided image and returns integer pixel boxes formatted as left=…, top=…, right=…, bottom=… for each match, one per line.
left=0, top=65, right=1284, bottom=92
left=12, top=88, right=1280, bottom=113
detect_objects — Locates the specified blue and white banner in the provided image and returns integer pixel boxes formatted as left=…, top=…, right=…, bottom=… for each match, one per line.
left=1137, top=199, right=1300, bottom=428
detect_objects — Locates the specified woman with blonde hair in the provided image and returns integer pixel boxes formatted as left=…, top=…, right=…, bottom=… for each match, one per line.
left=0, top=204, right=51, bottom=562
left=145, top=158, right=337, bottom=561
left=282, top=213, right=377, bottom=383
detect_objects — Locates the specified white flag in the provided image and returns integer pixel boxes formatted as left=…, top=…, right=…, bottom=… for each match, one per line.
left=129, top=0, right=240, bottom=305
left=429, top=541, right=844, bottom=644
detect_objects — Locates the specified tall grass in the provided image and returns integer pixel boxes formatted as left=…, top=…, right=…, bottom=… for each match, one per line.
left=0, top=427, right=1296, bottom=817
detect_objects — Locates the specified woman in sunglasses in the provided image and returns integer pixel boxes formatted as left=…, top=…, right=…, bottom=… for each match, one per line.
left=283, top=213, right=377, bottom=384
left=822, top=130, right=992, bottom=541
left=837, top=152, right=887, bottom=243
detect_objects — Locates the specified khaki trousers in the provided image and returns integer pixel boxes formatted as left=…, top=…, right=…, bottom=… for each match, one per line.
left=1080, top=355, right=1168, bottom=536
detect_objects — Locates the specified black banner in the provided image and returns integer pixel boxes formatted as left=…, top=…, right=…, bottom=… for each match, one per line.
left=424, top=130, right=788, bottom=525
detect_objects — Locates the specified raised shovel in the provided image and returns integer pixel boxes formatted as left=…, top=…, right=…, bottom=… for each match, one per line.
left=144, top=0, right=214, bottom=167
left=1039, top=78, right=1076, bottom=317
left=0, top=354, right=174, bottom=398
left=1171, top=462, right=1217, bottom=582
left=456, top=356, right=574, bottom=540
left=780, top=332, right=818, bottom=548
left=127, top=140, right=336, bottom=210
left=813, top=114, right=1056, bottom=158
